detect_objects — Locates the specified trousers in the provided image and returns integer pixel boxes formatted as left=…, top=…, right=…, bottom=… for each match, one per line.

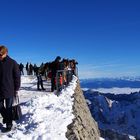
left=0, top=97, right=13, bottom=125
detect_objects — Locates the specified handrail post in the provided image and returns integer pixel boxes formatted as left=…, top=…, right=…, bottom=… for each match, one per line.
left=56, top=71, right=59, bottom=92
left=62, top=70, right=64, bottom=89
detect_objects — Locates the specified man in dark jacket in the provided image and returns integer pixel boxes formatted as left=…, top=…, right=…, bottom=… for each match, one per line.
left=0, top=45, right=21, bottom=132
left=36, top=67, right=45, bottom=91
left=50, top=56, right=61, bottom=92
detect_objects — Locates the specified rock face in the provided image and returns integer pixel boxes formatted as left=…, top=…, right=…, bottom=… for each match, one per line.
left=66, top=82, right=100, bottom=140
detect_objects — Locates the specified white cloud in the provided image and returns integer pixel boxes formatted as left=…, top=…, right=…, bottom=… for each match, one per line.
left=78, top=63, right=140, bottom=79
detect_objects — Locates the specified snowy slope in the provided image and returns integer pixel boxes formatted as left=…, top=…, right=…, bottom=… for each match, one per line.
left=84, top=90, right=140, bottom=139
left=0, top=75, right=78, bottom=140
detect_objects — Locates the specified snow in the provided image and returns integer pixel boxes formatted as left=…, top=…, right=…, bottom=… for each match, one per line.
left=129, top=135, right=136, bottom=140
left=0, top=75, right=78, bottom=140
left=84, top=89, right=140, bottom=139
left=100, top=137, right=105, bottom=140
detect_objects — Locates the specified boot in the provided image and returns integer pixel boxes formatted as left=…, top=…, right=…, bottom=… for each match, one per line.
left=2, top=123, right=13, bottom=132
left=3, top=118, right=6, bottom=124
left=6, top=123, right=13, bottom=132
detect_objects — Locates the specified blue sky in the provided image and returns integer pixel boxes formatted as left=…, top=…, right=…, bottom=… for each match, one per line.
left=0, top=0, right=140, bottom=78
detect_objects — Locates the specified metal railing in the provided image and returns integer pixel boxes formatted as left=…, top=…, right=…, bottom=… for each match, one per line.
left=56, top=68, right=78, bottom=92
left=22, top=67, right=78, bottom=92
left=56, top=70, right=72, bottom=92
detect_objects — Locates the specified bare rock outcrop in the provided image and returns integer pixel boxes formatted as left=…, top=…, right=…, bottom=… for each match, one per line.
left=66, top=82, right=100, bottom=140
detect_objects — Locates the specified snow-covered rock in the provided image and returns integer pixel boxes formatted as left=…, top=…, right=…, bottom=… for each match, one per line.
left=84, top=90, right=140, bottom=139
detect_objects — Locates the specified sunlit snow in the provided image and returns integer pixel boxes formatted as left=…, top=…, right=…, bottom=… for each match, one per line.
left=0, top=75, right=78, bottom=140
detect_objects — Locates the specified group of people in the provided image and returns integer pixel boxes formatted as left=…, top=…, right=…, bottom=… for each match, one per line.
left=0, top=45, right=78, bottom=132
left=46, top=56, right=78, bottom=92
left=19, top=62, right=37, bottom=76
left=18, top=62, right=46, bottom=91
left=19, top=57, right=78, bottom=92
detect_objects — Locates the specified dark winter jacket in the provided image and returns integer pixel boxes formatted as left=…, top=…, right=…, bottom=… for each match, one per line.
left=0, top=56, right=21, bottom=98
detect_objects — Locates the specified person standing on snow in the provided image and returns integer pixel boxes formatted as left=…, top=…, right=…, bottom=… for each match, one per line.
left=36, top=67, right=45, bottom=91
left=19, top=63, right=24, bottom=75
left=0, top=45, right=21, bottom=132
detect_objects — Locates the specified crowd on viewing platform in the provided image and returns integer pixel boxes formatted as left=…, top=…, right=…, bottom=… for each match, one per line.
left=0, top=45, right=78, bottom=133
left=19, top=56, right=78, bottom=92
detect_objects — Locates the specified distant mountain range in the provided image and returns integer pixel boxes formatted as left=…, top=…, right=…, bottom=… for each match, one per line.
left=84, top=90, right=140, bottom=140
left=81, top=77, right=140, bottom=139
left=80, top=77, right=140, bottom=88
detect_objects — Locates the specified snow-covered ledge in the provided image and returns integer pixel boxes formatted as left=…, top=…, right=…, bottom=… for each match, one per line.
left=0, top=75, right=78, bottom=139
left=0, top=75, right=100, bottom=140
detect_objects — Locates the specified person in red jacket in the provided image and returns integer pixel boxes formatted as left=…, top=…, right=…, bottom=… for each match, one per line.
left=0, top=45, right=21, bottom=132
